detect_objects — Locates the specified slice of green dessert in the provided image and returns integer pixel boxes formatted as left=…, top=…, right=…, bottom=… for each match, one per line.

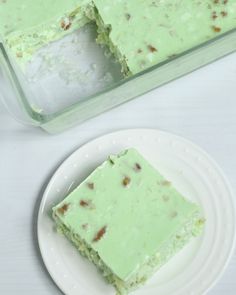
left=88, top=0, right=236, bottom=75
left=52, top=148, right=204, bottom=295
left=0, top=0, right=90, bottom=62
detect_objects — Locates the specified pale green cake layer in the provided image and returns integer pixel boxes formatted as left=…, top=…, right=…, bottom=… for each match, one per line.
left=91, top=0, right=236, bottom=75
left=0, top=0, right=90, bottom=61
left=52, top=149, right=204, bottom=294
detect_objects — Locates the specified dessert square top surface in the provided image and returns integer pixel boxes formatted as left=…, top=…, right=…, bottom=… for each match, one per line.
left=93, top=0, right=236, bottom=74
left=53, top=149, right=200, bottom=280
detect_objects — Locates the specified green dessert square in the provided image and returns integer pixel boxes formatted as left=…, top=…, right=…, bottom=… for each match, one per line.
left=53, top=148, right=204, bottom=294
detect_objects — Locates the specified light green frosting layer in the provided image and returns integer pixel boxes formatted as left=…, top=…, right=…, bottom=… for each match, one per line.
left=0, top=0, right=89, bottom=61
left=92, top=0, right=236, bottom=74
left=53, top=149, right=204, bottom=293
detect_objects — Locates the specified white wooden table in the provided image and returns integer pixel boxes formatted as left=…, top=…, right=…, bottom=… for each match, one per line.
left=0, top=52, right=236, bottom=294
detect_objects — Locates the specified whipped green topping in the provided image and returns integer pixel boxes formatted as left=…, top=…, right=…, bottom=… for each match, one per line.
left=53, top=149, right=204, bottom=294
left=0, top=0, right=89, bottom=61
left=92, top=0, right=236, bottom=74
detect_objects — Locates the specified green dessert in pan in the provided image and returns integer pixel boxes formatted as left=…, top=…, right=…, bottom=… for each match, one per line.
left=0, top=0, right=89, bottom=62
left=1, top=0, right=236, bottom=74
left=53, top=148, right=204, bottom=295
left=89, top=0, right=236, bottom=75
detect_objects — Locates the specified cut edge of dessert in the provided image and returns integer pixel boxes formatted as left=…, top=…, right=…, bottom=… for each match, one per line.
left=85, top=3, right=132, bottom=77
left=53, top=206, right=204, bottom=295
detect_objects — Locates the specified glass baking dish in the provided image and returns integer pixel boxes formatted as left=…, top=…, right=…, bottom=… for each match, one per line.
left=1, top=23, right=236, bottom=134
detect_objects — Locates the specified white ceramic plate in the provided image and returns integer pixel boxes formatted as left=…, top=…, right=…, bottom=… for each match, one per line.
left=37, top=129, right=236, bottom=295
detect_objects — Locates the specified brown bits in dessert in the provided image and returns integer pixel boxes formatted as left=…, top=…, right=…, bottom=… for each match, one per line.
left=135, top=163, right=142, bottom=170
left=212, top=11, right=218, bottom=19
left=134, top=163, right=142, bottom=172
left=80, top=199, right=95, bottom=209
left=82, top=223, right=89, bottom=230
left=212, top=25, right=221, bottom=32
left=123, top=176, right=131, bottom=187
left=125, top=13, right=131, bottom=20
left=137, top=49, right=143, bottom=54
left=61, top=21, right=71, bottom=30
left=161, top=180, right=172, bottom=187
left=93, top=226, right=107, bottom=242
left=176, top=235, right=181, bottom=239
left=87, top=182, right=95, bottom=190
left=214, top=0, right=228, bottom=4
left=57, top=204, right=69, bottom=215
left=65, top=22, right=72, bottom=30
left=80, top=200, right=89, bottom=207
left=170, top=211, right=178, bottom=219
left=220, top=11, right=228, bottom=17
left=162, top=195, right=170, bottom=202
left=148, top=45, right=158, bottom=53
left=61, top=18, right=72, bottom=31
